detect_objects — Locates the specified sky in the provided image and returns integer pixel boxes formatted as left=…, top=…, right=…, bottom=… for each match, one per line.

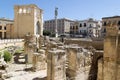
left=0, top=0, right=120, bottom=21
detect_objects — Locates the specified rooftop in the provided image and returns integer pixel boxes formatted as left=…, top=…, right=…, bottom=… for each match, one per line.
left=0, top=18, right=13, bottom=22
left=102, top=16, right=120, bottom=19
left=14, top=4, right=43, bottom=11
left=44, top=18, right=75, bottom=22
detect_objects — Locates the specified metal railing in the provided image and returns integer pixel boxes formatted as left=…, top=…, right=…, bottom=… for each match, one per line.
left=0, top=39, right=24, bottom=44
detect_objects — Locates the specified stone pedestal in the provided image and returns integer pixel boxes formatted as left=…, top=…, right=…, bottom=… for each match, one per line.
left=47, top=49, right=66, bottom=80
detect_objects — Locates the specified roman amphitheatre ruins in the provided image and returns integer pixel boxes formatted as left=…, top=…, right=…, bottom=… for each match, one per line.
left=0, top=4, right=120, bottom=80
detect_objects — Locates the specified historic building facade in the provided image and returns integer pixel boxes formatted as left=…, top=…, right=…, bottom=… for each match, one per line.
left=0, top=18, right=14, bottom=39
left=70, top=18, right=102, bottom=38
left=44, top=18, right=74, bottom=35
left=14, top=4, right=43, bottom=38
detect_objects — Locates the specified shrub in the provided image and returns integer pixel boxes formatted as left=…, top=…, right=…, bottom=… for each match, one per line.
left=15, top=49, right=24, bottom=54
left=43, top=30, right=51, bottom=36
left=3, top=50, right=12, bottom=62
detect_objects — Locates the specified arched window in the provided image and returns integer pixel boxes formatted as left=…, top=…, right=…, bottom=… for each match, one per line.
left=36, top=21, right=40, bottom=35
left=23, top=8, right=26, bottom=13
left=19, top=8, right=22, bottom=13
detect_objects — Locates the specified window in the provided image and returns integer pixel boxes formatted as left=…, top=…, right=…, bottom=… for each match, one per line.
left=27, top=8, right=31, bottom=13
left=89, top=30, right=92, bottom=32
left=36, top=21, right=40, bottom=34
left=104, top=28, right=106, bottom=33
left=103, top=22, right=106, bottom=26
left=73, top=26, right=75, bottom=29
left=90, top=24, right=92, bottom=27
left=76, top=26, right=78, bottom=29
left=23, top=8, right=26, bottom=13
left=70, top=31, right=73, bottom=34
left=79, top=30, right=81, bottom=34
left=79, top=23, right=82, bottom=27
left=4, top=32, right=6, bottom=39
left=118, top=21, right=120, bottom=25
left=0, top=32, right=2, bottom=38
left=84, top=23, right=86, bottom=27
left=4, top=26, right=6, bottom=30
left=0, top=26, right=2, bottom=30
left=19, top=8, right=22, bottom=13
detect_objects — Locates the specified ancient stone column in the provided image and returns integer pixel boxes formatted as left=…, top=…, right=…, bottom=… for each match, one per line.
left=32, top=49, right=46, bottom=71
left=24, top=34, right=36, bottom=63
left=38, top=49, right=46, bottom=70
left=104, top=36, right=118, bottom=80
left=39, top=35, right=44, bottom=49
left=47, top=49, right=66, bottom=80
left=65, top=45, right=80, bottom=80
left=102, top=16, right=120, bottom=80
left=32, top=52, right=39, bottom=71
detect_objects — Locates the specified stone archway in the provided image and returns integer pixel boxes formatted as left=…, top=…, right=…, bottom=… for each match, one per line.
left=36, top=21, right=40, bottom=35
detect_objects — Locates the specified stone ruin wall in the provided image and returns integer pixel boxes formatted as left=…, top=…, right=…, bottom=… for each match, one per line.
left=97, top=16, right=120, bottom=80
left=64, top=39, right=103, bottom=50
left=24, top=34, right=106, bottom=80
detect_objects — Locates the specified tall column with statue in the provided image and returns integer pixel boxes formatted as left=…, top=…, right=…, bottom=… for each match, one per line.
left=55, top=7, right=58, bottom=38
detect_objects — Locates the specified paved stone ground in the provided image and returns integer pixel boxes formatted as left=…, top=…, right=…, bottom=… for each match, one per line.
left=1, top=64, right=46, bottom=80
left=75, top=67, right=90, bottom=80
left=5, top=70, right=46, bottom=80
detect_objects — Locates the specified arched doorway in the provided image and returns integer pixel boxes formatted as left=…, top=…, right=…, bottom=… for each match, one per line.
left=36, top=21, right=40, bottom=35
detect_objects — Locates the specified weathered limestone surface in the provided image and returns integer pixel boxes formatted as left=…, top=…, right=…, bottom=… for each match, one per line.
left=65, top=45, right=80, bottom=80
left=104, top=37, right=117, bottom=80
left=97, top=16, right=120, bottom=80
left=64, top=39, right=103, bottom=50
left=14, top=4, right=43, bottom=38
left=47, top=49, right=66, bottom=80
left=97, top=58, right=103, bottom=80
left=24, top=34, right=37, bottom=63
left=88, top=51, right=103, bottom=80
left=32, top=51, right=46, bottom=71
